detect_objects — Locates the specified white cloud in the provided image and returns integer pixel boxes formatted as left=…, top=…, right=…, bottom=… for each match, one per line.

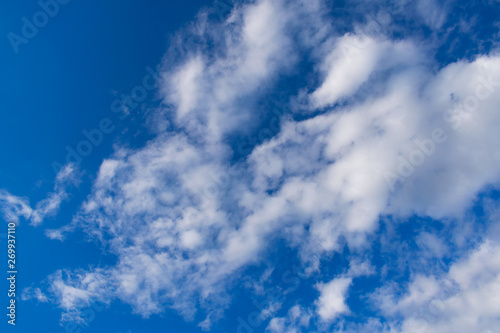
left=49, top=270, right=107, bottom=310
left=0, top=164, right=78, bottom=226
left=315, top=277, right=352, bottom=322
left=21, top=287, right=48, bottom=303
left=309, top=35, right=422, bottom=108
left=0, top=190, right=32, bottom=223
left=347, top=259, right=375, bottom=278
left=267, top=305, right=312, bottom=333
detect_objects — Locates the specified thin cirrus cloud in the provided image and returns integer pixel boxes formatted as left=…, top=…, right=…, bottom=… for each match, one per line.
left=9, top=0, right=500, bottom=332
left=0, top=164, right=78, bottom=226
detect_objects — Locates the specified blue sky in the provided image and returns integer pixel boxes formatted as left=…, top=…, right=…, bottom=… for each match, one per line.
left=1, top=0, right=500, bottom=332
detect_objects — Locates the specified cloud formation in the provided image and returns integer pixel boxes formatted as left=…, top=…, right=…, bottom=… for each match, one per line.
left=32, top=0, right=500, bottom=331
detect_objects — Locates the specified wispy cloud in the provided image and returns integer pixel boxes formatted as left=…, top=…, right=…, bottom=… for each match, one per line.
left=0, top=164, right=79, bottom=226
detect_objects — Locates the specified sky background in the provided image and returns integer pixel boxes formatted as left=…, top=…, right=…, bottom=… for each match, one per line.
left=1, top=0, right=500, bottom=332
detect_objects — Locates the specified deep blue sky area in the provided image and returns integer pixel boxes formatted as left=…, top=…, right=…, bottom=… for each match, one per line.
left=0, top=0, right=208, bottom=193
